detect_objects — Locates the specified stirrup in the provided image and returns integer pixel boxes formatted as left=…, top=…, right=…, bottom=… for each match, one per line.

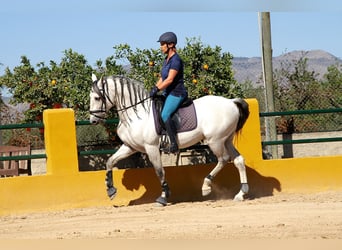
left=160, top=132, right=179, bottom=154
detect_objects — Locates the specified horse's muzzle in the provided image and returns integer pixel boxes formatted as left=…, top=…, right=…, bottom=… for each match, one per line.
left=89, top=115, right=105, bottom=125
left=89, top=110, right=106, bottom=125
left=90, top=118, right=99, bottom=125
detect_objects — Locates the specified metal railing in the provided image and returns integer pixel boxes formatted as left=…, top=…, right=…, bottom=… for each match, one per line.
left=0, top=119, right=120, bottom=162
left=1, top=108, right=341, bottom=162
left=0, top=122, right=45, bottom=161
left=260, top=108, right=342, bottom=146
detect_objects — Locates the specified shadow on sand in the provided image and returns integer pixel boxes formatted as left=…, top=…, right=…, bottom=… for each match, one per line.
left=120, top=163, right=281, bottom=205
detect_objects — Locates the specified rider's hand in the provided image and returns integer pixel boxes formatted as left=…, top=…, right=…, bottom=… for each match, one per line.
left=149, top=86, right=159, bottom=98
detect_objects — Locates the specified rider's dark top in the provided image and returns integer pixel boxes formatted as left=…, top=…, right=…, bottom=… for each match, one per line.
left=161, top=53, right=187, bottom=98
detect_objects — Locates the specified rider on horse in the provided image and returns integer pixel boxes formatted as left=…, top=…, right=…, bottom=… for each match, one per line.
left=149, top=32, right=188, bottom=154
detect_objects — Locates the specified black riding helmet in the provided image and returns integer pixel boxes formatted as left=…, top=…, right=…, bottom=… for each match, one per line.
left=157, top=32, right=177, bottom=45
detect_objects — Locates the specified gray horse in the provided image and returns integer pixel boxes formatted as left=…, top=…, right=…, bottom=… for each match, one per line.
left=89, top=74, right=250, bottom=206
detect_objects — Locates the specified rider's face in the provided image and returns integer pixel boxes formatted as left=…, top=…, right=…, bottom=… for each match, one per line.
left=160, top=42, right=168, bottom=54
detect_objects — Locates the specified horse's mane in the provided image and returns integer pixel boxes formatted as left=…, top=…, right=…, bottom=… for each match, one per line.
left=106, top=75, right=150, bottom=121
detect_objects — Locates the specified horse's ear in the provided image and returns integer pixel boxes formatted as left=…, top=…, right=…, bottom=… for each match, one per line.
left=91, top=73, right=97, bottom=82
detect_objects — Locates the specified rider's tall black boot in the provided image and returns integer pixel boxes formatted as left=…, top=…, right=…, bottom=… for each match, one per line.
left=164, top=118, right=179, bottom=154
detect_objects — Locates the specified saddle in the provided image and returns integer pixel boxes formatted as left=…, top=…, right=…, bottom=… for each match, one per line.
left=152, top=95, right=198, bottom=136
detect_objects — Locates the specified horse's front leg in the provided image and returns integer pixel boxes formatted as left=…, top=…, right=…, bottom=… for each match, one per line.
left=155, top=181, right=171, bottom=206
left=105, top=144, right=136, bottom=199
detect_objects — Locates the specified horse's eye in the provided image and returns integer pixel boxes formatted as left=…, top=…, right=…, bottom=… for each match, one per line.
left=94, top=97, right=101, bottom=101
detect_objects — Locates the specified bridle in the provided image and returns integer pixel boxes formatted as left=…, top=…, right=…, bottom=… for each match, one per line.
left=89, top=77, right=151, bottom=120
left=89, top=77, right=112, bottom=120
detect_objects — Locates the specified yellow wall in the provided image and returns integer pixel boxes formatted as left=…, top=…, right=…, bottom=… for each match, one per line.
left=43, top=109, right=79, bottom=176
left=1, top=100, right=341, bottom=216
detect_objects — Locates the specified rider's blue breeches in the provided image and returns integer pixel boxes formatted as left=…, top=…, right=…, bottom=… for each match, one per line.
left=161, top=94, right=185, bottom=123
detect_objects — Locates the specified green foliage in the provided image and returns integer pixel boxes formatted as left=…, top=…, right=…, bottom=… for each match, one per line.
left=0, top=50, right=93, bottom=122
left=94, top=56, right=125, bottom=77
left=273, top=56, right=321, bottom=111
left=179, top=37, right=243, bottom=99
left=321, top=64, right=342, bottom=108
left=271, top=54, right=342, bottom=132
left=54, top=49, right=94, bottom=119
left=112, top=43, right=164, bottom=89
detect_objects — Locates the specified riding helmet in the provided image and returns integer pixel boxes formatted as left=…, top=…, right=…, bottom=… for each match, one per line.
left=157, top=32, right=177, bottom=45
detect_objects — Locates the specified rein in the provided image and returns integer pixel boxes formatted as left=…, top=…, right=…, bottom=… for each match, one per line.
left=115, top=96, right=151, bottom=112
left=89, top=77, right=151, bottom=118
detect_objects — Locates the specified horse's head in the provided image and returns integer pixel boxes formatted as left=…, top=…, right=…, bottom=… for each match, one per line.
left=89, top=74, right=113, bottom=125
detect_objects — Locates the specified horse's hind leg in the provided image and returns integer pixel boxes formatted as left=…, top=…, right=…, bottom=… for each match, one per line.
left=202, top=160, right=226, bottom=196
left=226, top=142, right=249, bottom=201
left=105, top=144, right=136, bottom=199
left=201, top=138, right=249, bottom=201
left=202, top=140, right=230, bottom=196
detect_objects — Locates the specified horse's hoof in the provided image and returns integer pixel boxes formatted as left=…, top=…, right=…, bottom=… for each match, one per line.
left=154, top=202, right=165, bottom=207
left=155, top=196, right=167, bottom=206
left=107, top=186, right=117, bottom=200
left=201, top=178, right=212, bottom=196
left=233, top=190, right=246, bottom=201
left=233, top=195, right=244, bottom=201
left=202, top=188, right=212, bottom=196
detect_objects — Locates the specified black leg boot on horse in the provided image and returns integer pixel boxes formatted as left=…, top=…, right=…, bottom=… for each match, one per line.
left=163, top=118, right=179, bottom=154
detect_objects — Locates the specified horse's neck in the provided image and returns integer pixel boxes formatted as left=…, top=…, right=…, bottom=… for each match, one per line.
left=111, top=78, right=151, bottom=124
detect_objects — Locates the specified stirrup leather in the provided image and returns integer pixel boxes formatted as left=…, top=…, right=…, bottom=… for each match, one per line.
left=160, top=133, right=178, bottom=154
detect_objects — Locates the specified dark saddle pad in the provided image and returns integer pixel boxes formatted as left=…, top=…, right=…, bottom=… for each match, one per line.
left=152, top=96, right=198, bottom=135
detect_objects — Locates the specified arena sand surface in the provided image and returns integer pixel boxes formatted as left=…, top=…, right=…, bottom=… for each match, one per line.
left=1, top=191, right=342, bottom=240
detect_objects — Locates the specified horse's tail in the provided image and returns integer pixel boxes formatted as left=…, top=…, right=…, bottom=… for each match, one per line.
left=233, top=98, right=250, bottom=132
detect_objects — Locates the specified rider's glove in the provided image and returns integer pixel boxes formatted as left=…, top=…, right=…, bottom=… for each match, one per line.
left=149, top=86, right=159, bottom=98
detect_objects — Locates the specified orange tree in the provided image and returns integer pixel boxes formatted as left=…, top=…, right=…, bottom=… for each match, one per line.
left=1, top=38, right=243, bottom=123
left=110, top=43, right=164, bottom=89
left=107, top=38, right=243, bottom=99
left=179, top=37, right=243, bottom=99
left=0, top=50, right=93, bottom=122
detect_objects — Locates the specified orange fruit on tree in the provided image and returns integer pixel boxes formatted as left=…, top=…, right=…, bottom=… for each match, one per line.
left=203, top=64, right=209, bottom=70
left=53, top=103, right=62, bottom=109
left=192, top=79, right=198, bottom=84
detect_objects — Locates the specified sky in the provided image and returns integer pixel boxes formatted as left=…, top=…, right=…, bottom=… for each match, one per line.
left=1, top=0, right=342, bottom=96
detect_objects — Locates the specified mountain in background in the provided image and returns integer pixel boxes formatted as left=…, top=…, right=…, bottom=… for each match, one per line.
left=232, top=50, right=342, bottom=86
